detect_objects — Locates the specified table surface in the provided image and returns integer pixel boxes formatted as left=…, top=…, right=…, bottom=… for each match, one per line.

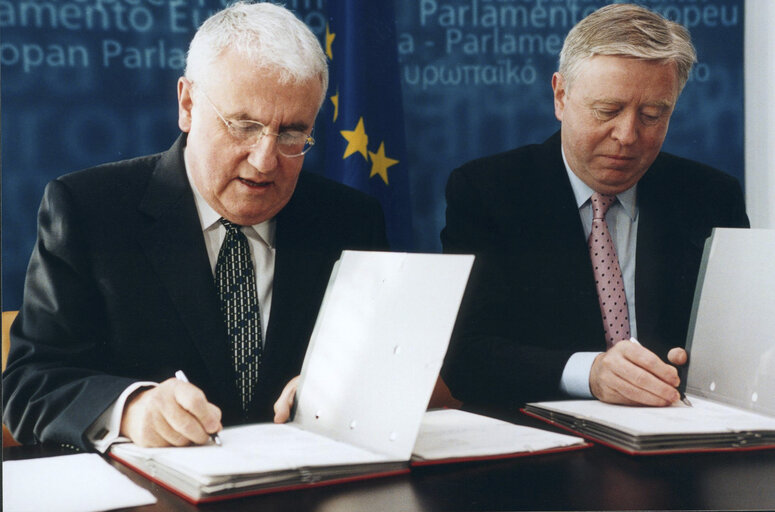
left=5, top=413, right=775, bottom=512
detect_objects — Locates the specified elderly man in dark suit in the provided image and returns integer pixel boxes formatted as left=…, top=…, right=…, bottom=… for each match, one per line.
left=441, top=3, right=749, bottom=410
left=3, top=2, right=387, bottom=450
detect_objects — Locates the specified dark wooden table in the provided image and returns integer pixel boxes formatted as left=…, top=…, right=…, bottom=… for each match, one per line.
left=5, top=414, right=775, bottom=511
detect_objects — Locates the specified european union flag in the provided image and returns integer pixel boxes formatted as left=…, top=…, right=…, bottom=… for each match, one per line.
left=323, top=1, right=413, bottom=250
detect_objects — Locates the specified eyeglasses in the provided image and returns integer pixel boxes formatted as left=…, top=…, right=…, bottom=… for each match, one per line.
left=194, top=83, right=315, bottom=157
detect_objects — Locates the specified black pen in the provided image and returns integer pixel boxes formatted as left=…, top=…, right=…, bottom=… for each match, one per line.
left=674, top=352, right=693, bottom=407
left=174, top=370, right=223, bottom=446
left=629, top=338, right=692, bottom=407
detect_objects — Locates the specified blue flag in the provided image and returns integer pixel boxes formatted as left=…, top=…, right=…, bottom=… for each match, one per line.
left=322, top=1, right=413, bottom=250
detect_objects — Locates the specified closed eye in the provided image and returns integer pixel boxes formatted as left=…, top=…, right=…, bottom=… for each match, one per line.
left=592, top=108, right=619, bottom=121
left=229, top=120, right=263, bottom=135
left=640, top=114, right=661, bottom=125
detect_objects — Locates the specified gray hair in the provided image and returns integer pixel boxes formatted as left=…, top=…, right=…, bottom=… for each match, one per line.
left=558, top=3, right=696, bottom=95
left=185, top=2, right=328, bottom=108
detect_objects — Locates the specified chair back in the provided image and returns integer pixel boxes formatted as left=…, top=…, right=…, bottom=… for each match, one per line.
left=3, top=310, right=20, bottom=446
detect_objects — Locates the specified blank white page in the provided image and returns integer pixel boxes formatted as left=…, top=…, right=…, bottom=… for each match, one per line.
left=3, top=453, right=156, bottom=512
left=413, top=409, right=585, bottom=459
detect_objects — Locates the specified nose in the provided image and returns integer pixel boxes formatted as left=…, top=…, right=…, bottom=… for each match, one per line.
left=610, top=110, right=638, bottom=146
left=246, top=133, right=279, bottom=172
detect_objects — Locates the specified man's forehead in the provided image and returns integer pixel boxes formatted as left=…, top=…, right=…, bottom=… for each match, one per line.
left=571, top=59, right=679, bottom=103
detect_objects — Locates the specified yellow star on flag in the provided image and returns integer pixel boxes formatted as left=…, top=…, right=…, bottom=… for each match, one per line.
left=330, top=90, right=339, bottom=122
left=368, top=141, right=399, bottom=185
left=341, top=117, right=369, bottom=160
left=325, top=23, right=336, bottom=60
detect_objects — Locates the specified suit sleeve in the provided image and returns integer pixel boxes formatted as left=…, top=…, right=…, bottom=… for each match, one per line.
left=366, top=196, right=390, bottom=251
left=720, top=175, right=750, bottom=228
left=2, top=180, right=136, bottom=450
left=440, top=168, right=576, bottom=409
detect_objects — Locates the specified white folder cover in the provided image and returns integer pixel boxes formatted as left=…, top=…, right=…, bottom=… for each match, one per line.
left=294, top=250, right=475, bottom=459
left=685, top=228, right=775, bottom=416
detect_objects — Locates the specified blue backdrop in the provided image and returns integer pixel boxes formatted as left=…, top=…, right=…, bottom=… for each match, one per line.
left=1, top=0, right=744, bottom=310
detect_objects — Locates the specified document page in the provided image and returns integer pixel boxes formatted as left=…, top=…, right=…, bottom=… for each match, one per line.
left=527, top=397, right=775, bottom=436
left=3, top=453, right=156, bottom=512
left=413, top=409, right=585, bottom=460
left=111, top=423, right=390, bottom=485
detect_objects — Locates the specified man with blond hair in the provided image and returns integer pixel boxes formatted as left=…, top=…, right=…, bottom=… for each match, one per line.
left=441, top=3, right=748, bottom=410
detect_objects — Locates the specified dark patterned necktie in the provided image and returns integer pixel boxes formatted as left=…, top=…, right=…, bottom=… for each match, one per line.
left=588, top=193, right=630, bottom=348
left=215, top=218, right=262, bottom=411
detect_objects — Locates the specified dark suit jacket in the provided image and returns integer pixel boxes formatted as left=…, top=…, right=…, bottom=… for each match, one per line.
left=440, top=131, right=749, bottom=409
left=3, top=135, right=388, bottom=449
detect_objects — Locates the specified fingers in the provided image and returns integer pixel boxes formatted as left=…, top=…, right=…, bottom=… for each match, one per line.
left=626, top=344, right=680, bottom=388
left=590, top=342, right=681, bottom=406
left=172, top=382, right=222, bottom=435
left=667, top=347, right=688, bottom=366
left=120, top=378, right=222, bottom=447
left=273, top=375, right=299, bottom=424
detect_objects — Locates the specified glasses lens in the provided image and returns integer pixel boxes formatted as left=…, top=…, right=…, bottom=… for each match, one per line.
left=277, top=133, right=314, bottom=157
left=229, top=121, right=263, bottom=142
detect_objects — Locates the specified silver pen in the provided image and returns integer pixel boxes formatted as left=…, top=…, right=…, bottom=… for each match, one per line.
left=174, top=370, right=223, bottom=445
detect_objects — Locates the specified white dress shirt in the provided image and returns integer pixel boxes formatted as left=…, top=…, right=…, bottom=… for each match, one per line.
left=559, top=147, right=640, bottom=397
left=188, top=170, right=276, bottom=339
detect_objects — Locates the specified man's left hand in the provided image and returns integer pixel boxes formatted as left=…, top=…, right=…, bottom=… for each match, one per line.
left=273, top=376, right=299, bottom=423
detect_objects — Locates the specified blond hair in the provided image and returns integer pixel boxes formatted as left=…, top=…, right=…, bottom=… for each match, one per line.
left=559, top=3, right=696, bottom=94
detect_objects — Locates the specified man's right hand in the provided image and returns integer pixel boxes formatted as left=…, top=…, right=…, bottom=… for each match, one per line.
left=120, top=378, right=222, bottom=447
left=589, top=342, right=684, bottom=406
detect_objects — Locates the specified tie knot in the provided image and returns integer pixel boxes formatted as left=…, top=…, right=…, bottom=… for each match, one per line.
left=590, top=193, right=616, bottom=220
left=219, top=218, right=244, bottom=233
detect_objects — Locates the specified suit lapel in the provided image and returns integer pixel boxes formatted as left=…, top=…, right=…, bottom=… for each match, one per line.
left=543, top=136, right=607, bottom=344
left=634, top=158, right=701, bottom=353
left=135, top=136, right=241, bottom=413
left=527, top=133, right=610, bottom=347
left=634, top=171, right=665, bottom=346
left=260, top=175, right=330, bottom=395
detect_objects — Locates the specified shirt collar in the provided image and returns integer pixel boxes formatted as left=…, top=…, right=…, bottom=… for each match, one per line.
left=184, top=150, right=276, bottom=248
left=561, top=145, right=638, bottom=221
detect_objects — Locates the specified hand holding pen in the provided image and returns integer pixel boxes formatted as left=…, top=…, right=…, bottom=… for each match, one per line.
left=120, top=371, right=223, bottom=447
left=630, top=338, right=692, bottom=407
left=589, top=336, right=692, bottom=407
left=175, top=370, right=223, bottom=445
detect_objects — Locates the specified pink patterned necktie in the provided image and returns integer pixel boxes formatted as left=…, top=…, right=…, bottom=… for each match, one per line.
left=588, top=193, right=630, bottom=348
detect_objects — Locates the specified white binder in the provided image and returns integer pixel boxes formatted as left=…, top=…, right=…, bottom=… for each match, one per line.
left=686, top=227, right=775, bottom=416
left=294, top=250, right=475, bottom=459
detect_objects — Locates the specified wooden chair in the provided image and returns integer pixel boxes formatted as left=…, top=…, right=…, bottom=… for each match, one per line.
left=3, top=310, right=20, bottom=446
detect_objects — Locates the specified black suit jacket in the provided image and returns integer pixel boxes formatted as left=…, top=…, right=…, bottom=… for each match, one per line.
left=441, top=131, right=749, bottom=409
left=3, top=136, right=388, bottom=449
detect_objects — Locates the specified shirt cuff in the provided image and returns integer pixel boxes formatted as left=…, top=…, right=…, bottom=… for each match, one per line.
left=559, top=352, right=601, bottom=398
left=87, top=381, right=157, bottom=453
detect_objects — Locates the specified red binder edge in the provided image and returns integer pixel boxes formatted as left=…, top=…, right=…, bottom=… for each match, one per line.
left=409, top=441, right=591, bottom=467
left=108, top=452, right=409, bottom=504
left=520, top=408, right=775, bottom=456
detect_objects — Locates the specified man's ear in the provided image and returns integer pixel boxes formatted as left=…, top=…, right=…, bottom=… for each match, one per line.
left=551, top=72, right=567, bottom=122
left=177, top=77, right=193, bottom=133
